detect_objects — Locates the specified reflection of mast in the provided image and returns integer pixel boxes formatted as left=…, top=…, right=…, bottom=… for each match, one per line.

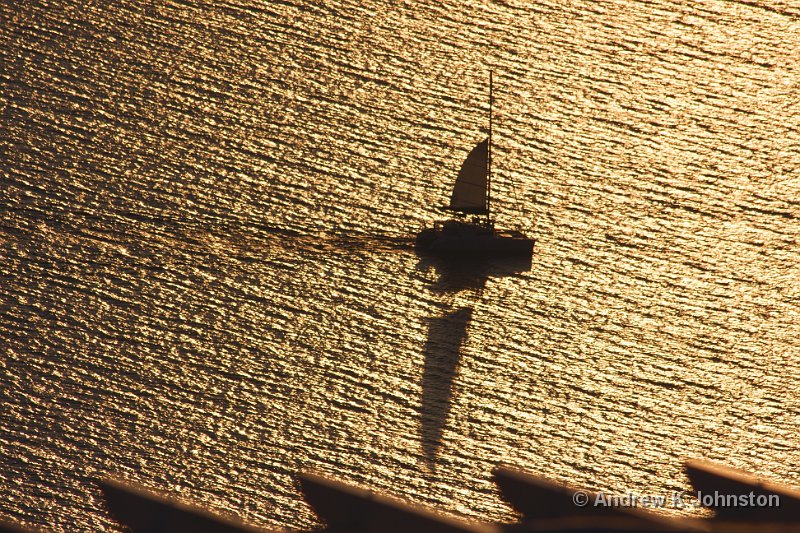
left=487, top=70, right=493, bottom=222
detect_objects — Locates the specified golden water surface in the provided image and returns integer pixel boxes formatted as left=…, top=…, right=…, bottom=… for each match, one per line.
left=2, top=0, right=800, bottom=530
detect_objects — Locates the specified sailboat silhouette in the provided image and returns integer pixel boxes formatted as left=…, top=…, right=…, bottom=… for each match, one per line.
left=416, top=71, right=535, bottom=257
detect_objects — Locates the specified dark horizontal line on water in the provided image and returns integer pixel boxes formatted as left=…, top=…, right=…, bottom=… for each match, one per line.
left=722, top=0, right=800, bottom=18
left=736, top=204, right=796, bottom=220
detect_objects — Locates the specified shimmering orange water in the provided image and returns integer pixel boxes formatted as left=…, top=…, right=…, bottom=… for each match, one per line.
left=2, top=0, right=799, bottom=530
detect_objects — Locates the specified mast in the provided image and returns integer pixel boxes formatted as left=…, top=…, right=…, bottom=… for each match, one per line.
left=487, top=70, right=493, bottom=222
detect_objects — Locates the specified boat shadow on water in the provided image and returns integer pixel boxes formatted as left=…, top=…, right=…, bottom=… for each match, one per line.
left=417, top=255, right=531, bottom=469
left=421, top=306, right=473, bottom=469
left=415, top=254, right=532, bottom=293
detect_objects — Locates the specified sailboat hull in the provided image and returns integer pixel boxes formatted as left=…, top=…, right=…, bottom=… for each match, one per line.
left=416, top=223, right=534, bottom=257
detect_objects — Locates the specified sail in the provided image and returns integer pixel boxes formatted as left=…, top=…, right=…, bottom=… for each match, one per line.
left=449, top=138, right=488, bottom=214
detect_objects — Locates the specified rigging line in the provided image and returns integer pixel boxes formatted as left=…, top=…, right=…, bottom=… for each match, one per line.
left=491, top=131, right=526, bottom=230
left=507, top=168, right=526, bottom=229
